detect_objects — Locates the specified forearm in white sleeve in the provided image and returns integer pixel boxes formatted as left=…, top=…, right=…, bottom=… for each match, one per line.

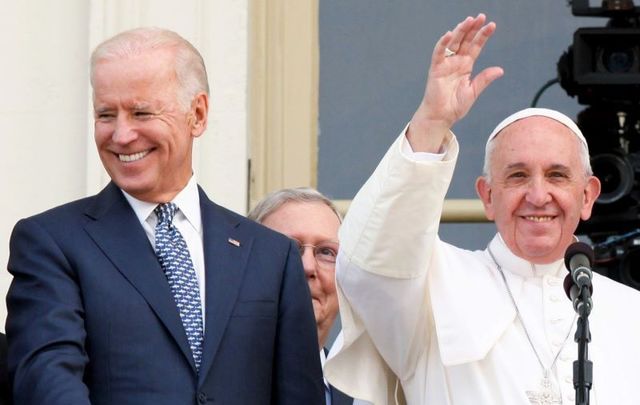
left=336, top=126, right=458, bottom=378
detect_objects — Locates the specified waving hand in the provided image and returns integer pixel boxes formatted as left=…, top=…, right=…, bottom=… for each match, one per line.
left=407, top=14, right=504, bottom=152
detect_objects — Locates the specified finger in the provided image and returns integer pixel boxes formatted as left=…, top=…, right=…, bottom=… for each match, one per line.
left=447, top=16, right=475, bottom=53
left=432, top=30, right=454, bottom=64
left=467, top=21, right=497, bottom=61
left=456, top=14, right=487, bottom=55
left=470, top=66, right=504, bottom=98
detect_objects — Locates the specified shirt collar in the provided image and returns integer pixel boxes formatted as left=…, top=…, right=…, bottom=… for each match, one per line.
left=121, top=175, right=202, bottom=232
left=490, top=233, right=566, bottom=278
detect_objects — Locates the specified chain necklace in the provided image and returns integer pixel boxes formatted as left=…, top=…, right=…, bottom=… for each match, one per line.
left=487, top=246, right=576, bottom=405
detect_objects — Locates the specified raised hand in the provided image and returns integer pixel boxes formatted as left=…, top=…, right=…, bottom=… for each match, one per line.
left=407, top=14, right=503, bottom=152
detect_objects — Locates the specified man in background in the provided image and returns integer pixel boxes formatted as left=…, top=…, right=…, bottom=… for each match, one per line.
left=6, top=27, right=323, bottom=404
left=249, top=188, right=353, bottom=405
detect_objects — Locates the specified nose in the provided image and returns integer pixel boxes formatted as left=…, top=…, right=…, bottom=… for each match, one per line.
left=112, top=115, right=137, bottom=144
left=301, top=248, right=318, bottom=279
left=525, top=177, right=552, bottom=206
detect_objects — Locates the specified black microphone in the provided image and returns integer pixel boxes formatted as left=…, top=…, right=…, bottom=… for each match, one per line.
left=563, top=273, right=592, bottom=316
left=564, top=241, right=595, bottom=316
left=564, top=241, right=595, bottom=290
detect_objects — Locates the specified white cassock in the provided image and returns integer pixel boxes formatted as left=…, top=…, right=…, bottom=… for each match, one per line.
left=324, top=128, right=640, bottom=405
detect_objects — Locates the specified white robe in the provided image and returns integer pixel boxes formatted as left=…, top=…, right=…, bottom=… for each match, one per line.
left=324, top=130, right=640, bottom=404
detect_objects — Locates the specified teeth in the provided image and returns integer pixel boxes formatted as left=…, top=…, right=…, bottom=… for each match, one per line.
left=118, top=150, right=149, bottom=162
left=525, top=216, right=553, bottom=222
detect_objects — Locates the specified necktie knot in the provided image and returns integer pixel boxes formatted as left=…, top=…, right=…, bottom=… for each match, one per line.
left=155, top=202, right=178, bottom=225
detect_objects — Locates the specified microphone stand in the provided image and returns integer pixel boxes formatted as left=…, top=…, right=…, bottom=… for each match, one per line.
left=573, top=285, right=592, bottom=405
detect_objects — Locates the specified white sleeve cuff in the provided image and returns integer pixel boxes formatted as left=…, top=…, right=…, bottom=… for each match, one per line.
left=400, top=126, right=447, bottom=162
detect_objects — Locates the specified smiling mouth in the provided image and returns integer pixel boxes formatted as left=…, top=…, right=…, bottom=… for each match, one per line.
left=118, top=150, right=150, bottom=162
left=524, top=215, right=554, bottom=222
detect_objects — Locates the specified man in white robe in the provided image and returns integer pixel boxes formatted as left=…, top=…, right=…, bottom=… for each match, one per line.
left=324, top=13, right=640, bottom=405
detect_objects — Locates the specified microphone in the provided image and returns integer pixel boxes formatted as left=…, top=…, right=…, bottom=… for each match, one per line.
left=564, top=242, right=595, bottom=316
left=564, top=241, right=595, bottom=289
left=563, top=273, right=592, bottom=316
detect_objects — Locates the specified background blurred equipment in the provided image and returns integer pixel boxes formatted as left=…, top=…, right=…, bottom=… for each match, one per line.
left=559, top=0, right=640, bottom=105
left=558, top=0, right=640, bottom=291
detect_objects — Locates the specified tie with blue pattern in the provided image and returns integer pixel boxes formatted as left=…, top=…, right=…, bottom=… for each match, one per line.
left=154, top=202, right=204, bottom=371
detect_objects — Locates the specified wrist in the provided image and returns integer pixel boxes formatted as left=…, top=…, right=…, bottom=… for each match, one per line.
left=407, top=111, right=452, bottom=153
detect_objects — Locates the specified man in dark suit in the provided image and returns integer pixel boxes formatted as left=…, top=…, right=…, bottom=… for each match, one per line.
left=6, top=27, right=323, bottom=405
left=248, top=188, right=353, bottom=405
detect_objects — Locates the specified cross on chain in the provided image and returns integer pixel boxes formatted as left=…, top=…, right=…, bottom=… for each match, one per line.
left=526, top=375, right=562, bottom=405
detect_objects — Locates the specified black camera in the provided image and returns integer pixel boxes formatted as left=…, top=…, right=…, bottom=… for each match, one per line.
left=558, top=0, right=640, bottom=105
left=558, top=0, right=640, bottom=290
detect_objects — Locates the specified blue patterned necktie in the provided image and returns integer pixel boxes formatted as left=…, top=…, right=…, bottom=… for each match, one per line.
left=154, top=202, right=204, bottom=371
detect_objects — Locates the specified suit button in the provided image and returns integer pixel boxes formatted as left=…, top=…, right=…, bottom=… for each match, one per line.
left=197, top=392, right=208, bottom=404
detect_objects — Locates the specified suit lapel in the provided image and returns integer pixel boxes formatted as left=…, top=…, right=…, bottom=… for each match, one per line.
left=197, top=188, right=253, bottom=382
left=83, top=183, right=196, bottom=369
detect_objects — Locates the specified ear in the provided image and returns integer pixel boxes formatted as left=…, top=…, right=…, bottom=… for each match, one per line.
left=189, top=92, right=209, bottom=138
left=580, top=175, right=602, bottom=221
left=475, top=176, right=496, bottom=221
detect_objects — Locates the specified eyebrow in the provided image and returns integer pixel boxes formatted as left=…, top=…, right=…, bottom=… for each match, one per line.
left=504, top=163, right=571, bottom=172
left=94, top=103, right=154, bottom=114
left=504, top=163, right=526, bottom=171
left=289, top=237, right=339, bottom=244
left=131, top=102, right=152, bottom=110
left=547, top=163, right=571, bottom=172
left=94, top=106, right=112, bottom=115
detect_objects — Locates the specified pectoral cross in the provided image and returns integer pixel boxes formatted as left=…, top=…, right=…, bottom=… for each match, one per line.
left=526, top=374, right=562, bottom=405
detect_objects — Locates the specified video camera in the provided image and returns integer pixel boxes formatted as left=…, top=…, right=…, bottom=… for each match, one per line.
left=558, top=0, right=640, bottom=105
left=557, top=0, right=640, bottom=290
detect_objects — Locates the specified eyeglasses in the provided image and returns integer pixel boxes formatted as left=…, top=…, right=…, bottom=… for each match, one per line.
left=291, top=238, right=339, bottom=270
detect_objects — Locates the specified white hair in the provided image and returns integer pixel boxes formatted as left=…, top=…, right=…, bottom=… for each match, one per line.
left=248, top=187, right=342, bottom=224
left=90, top=27, right=209, bottom=110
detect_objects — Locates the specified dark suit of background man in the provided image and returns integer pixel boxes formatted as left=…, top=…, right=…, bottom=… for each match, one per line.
left=5, top=27, right=323, bottom=405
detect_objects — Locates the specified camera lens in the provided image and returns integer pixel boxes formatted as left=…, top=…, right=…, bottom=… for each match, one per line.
left=601, top=47, right=635, bottom=73
left=591, top=153, right=634, bottom=204
left=620, top=247, right=640, bottom=290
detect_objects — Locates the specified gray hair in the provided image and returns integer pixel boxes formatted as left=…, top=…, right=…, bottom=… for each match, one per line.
left=481, top=122, right=593, bottom=183
left=248, top=187, right=342, bottom=224
left=90, top=27, right=209, bottom=110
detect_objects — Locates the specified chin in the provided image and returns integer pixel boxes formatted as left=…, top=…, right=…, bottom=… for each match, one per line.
left=515, top=234, right=561, bottom=255
left=522, top=248, right=562, bottom=263
left=114, top=176, right=155, bottom=195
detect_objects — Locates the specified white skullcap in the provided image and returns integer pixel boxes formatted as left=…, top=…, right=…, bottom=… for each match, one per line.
left=486, top=107, right=588, bottom=153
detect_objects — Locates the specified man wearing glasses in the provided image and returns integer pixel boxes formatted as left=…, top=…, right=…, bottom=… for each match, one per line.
left=249, top=188, right=352, bottom=405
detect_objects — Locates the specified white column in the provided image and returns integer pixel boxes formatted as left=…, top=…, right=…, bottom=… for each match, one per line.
left=0, top=1, right=92, bottom=328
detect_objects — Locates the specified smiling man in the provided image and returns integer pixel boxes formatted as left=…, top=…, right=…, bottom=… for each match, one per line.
left=475, top=114, right=600, bottom=263
left=325, top=14, right=640, bottom=405
left=6, top=28, right=323, bottom=405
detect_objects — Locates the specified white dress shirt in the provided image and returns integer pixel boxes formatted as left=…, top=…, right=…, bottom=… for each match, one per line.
left=122, top=175, right=206, bottom=329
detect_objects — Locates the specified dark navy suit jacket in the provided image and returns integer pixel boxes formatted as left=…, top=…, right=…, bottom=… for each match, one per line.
left=6, top=183, right=324, bottom=405
left=0, top=333, right=10, bottom=405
